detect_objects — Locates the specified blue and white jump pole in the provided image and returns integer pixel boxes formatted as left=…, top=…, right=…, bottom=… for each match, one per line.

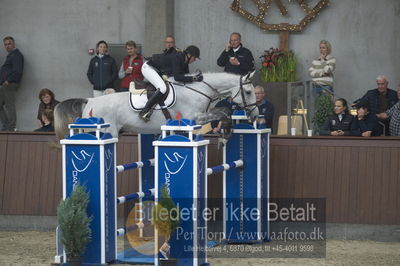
left=153, top=119, right=209, bottom=266
left=61, top=117, right=118, bottom=265
left=222, top=110, right=270, bottom=243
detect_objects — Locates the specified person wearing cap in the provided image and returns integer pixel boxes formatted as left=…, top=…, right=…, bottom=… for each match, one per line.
left=139, top=45, right=202, bottom=121
left=353, top=101, right=381, bottom=137
left=217, top=32, right=254, bottom=75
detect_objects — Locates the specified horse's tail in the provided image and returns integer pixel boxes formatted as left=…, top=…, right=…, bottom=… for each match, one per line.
left=54, top=98, right=88, bottom=140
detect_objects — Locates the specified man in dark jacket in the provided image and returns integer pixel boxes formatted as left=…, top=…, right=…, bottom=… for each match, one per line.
left=217, top=32, right=254, bottom=75
left=139, top=45, right=202, bottom=121
left=357, top=75, right=398, bottom=135
left=87, top=40, right=118, bottom=97
left=255, top=85, right=274, bottom=130
left=163, top=35, right=177, bottom=54
left=162, top=35, right=188, bottom=73
left=0, top=36, right=24, bottom=131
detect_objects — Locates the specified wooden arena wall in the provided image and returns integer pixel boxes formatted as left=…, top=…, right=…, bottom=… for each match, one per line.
left=0, top=132, right=399, bottom=225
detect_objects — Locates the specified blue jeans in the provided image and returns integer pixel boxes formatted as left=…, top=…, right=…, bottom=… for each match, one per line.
left=313, top=84, right=333, bottom=96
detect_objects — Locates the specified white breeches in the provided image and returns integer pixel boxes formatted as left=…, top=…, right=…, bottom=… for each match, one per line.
left=141, top=62, right=167, bottom=94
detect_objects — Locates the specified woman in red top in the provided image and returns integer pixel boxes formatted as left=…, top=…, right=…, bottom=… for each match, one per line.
left=118, top=40, right=144, bottom=92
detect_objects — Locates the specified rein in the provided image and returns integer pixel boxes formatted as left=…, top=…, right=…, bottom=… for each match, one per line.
left=172, top=75, right=257, bottom=114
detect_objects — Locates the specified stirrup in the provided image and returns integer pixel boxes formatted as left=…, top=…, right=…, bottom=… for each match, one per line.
left=139, top=109, right=153, bottom=122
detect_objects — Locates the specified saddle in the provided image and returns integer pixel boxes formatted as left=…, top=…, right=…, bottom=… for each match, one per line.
left=132, top=80, right=170, bottom=103
left=129, top=79, right=176, bottom=119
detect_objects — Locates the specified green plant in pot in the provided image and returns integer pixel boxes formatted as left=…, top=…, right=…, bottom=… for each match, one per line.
left=57, top=183, right=92, bottom=265
left=152, top=185, right=180, bottom=265
left=260, top=48, right=297, bottom=82
left=312, top=93, right=334, bottom=133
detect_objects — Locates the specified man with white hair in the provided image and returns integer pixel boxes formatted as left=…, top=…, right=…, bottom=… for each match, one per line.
left=254, top=85, right=274, bottom=130
left=358, top=75, right=398, bottom=135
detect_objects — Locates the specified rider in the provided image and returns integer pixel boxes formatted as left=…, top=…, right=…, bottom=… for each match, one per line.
left=139, top=45, right=203, bottom=121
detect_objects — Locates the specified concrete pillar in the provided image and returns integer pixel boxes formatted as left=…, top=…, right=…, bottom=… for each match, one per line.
left=144, top=0, right=174, bottom=56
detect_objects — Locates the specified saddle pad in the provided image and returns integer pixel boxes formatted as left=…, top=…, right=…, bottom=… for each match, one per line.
left=129, top=82, right=177, bottom=111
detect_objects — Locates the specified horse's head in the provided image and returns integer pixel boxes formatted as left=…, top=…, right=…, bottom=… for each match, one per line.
left=231, top=71, right=259, bottom=121
left=200, top=71, right=259, bottom=120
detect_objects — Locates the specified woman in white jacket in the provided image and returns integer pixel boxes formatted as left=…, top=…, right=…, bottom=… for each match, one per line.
left=309, top=40, right=336, bottom=95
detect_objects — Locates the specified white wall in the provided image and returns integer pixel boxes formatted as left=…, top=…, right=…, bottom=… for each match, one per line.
left=0, top=0, right=146, bottom=130
left=175, top=0, right=400, bottom=101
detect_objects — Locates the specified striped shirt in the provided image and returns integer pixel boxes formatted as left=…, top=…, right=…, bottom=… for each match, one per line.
left=309, top=54, right=336, bottom=86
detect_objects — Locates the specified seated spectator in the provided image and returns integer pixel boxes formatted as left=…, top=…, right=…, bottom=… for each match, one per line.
left=34, top=109, right=54, bottom=132
left=118, top=40, right=144, bottom=92
left=353, top=101, right=381, bottom=136
left=355, top=75, right=398, bottom=135
left=37, top=88, right=59, bottom=127
left=309, top=40, right=336, bottom=95
left=319, top=98, right=358, bottom=136
left=377, top=84, right=400, bottom=136
left=254, top=85, right=274, bottom=130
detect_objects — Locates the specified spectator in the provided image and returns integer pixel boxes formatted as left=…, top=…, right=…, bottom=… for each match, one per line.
left=254, top=85, right=274, bottom=130
left=162, top=36, right=188, bottom=74
left=37, top=88, right=59, bottom=127
left=139, top=45, right=202, bottom=122
left=309, top=40, right=336, bottom=95
left=0, top=36, right=24, bottom=131
left=163, top=35, right=178, bottom=54
left=217, top=32, right=254, bottom=75
left=353, top=101, right=381, bottom=137
left=87, top=40, right=118, bottom=97
left=319, top=98, right=358, bottom=136
left=377, top=84, right=400, bottom=136
left=118, top=40, right=144, bottom=92
left=357, top=75, right=397, bottom=135
left=34, top=109, right=54, bottom=132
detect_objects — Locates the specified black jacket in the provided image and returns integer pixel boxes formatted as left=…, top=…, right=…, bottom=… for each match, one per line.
left=359, top=88, right=398, bottom=114
left=147, top=52, right=193, bottom=83
left=1, top=48, right=24, bottom=84
left=258, top=99, right=274, bottom=130
left=353, top=112, right=381, bottom=136
left=34, top=124, right=54, bottom=132
left=217, top=45, right=254, bottom=75
left=87, top=54, right=118, bottom=91
left=319, top=114, right=358, bottom=136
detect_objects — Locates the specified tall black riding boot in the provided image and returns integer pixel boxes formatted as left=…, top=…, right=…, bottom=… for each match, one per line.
left=139, top=89, right=164, bottom=122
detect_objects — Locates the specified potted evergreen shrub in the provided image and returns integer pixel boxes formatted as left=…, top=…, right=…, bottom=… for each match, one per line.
left=57, top=184, right=92, bottom=266
left=152, top=185, right=180, bottom=266
left=312, top=93, right=334, bottom=134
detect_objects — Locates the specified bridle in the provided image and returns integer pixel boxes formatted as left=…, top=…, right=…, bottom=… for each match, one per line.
left=171, top=73, right=257, bottom=116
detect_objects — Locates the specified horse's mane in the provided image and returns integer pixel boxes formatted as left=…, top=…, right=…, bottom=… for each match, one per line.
left=189, top=72, right=241, bottom=89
